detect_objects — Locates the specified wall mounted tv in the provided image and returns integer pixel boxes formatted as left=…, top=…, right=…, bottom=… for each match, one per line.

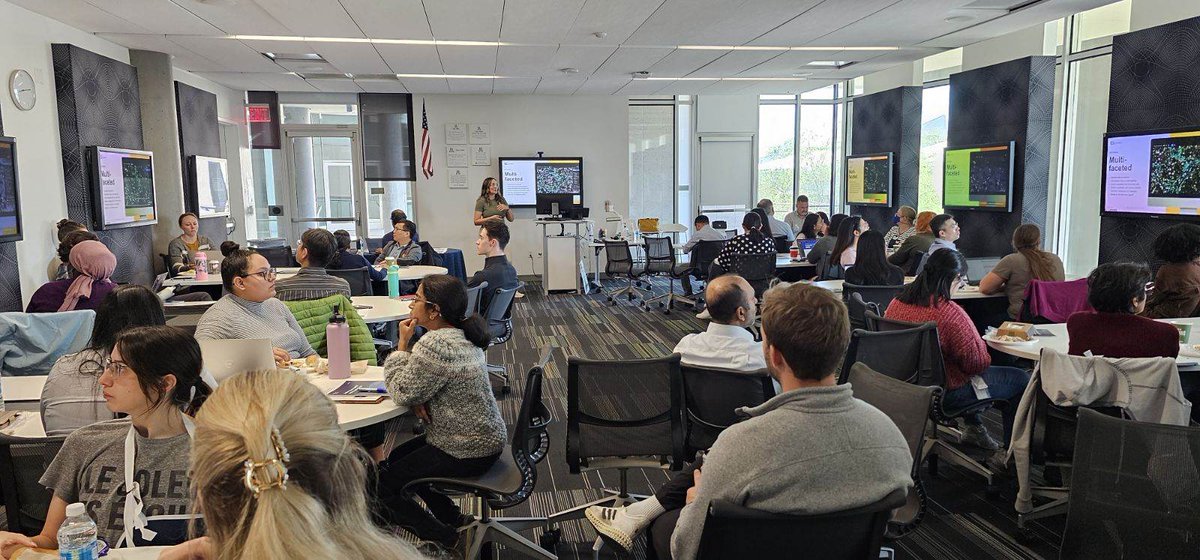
left=89, top=146, right=158, bottom=230
left=1102, top=127, right=1200, bottom=219
left=498, top=157, right=583, bottom=208
left=942, top=141, right=1015, bottom=212
left=845, top=152, right=893, bottom=206
left=0, top=137, right=23, bottom=243
left=190, top=155, right=230, bottom=218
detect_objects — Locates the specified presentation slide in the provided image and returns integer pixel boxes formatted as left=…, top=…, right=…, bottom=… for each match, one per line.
left=943, top=143, right=1013, bottom=210
left=97, top=148, right=156, bottom=228
left=1104, top=129, right=1200, bottom=217
left=499, top=157, right=583, bottom=207
left=0, top=139, right=18, bottom=239
left=500, top=159, right=537, bottom=206
left=195, top=156, right=230, bottom=217
left=846, top=153, right=891, bottom=205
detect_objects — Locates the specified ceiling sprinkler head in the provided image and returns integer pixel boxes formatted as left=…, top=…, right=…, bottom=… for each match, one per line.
left=561, top=67, right=580, bottom=74
left=593, top=31, right=608, bottom=39
left=632, top=71, right=651, bottom=79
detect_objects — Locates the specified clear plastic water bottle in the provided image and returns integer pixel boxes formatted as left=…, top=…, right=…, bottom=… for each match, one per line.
left=57, top=502, right=97, bottom=560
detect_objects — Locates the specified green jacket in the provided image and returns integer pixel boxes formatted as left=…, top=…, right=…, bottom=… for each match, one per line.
left=283, top=295, right=378, bottom=366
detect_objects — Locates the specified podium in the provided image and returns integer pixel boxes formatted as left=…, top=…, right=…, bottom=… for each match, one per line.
left=534, top=219, right=590, bottom=295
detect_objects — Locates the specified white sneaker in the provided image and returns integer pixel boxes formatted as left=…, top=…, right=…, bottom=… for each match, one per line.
left=584, top=505, right=641, bottom=553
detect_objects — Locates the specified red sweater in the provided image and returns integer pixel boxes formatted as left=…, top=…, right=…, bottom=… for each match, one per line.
left=1066, top=311, right=1180, bottom=359
left=885, top=298, right=989, bottom=390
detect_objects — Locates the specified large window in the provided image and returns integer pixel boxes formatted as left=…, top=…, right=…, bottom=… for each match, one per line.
left=757, top=103, right=796, bottom=214
left=798, top=104, right=835, bottom=216
left=677, top=97, right=693, bottom=227
left=757, top=88, right=846, bottom=219
left=628, top=102, right=676, bottom=222
left=917, top=85, right=950, bottom=215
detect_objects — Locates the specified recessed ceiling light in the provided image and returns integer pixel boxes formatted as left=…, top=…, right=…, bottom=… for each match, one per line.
left=396, top=73, right=498, bottom=79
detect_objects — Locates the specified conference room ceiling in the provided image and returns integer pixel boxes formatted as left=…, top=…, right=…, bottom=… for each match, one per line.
left=10, top=0, right=1117, bottom=95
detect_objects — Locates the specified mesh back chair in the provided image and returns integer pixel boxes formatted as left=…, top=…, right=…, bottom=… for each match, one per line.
left=0, top=434, right=67, bottom=535
left=847, top=363, right=939, bottom=537
left=728, top=253, right=776, bottom=299
left=404, top=347, right=556, bottom=560
left=255, top=245, right=295, bottom=268
left=326, top=266, right=372, bottom=296
left=603, top=240, right=648, bottom=304
left=417, top=241, right=442, bottom=267
left=159, top=253, right=175, bottom=277
left=465, top=281, right=488, bottom=316
left=816, top=251, right=843, bottom=280
left=483, top=282, right=523, bottom=396
left=842, top=283, right=902, bottom=313
left=772, top=236, right=791, bottom=254
left=1060, top=409, right=1200, bottom=560
left=847, top=292, right=881, bottom=333
left=696, top=490, right=907, bottom=560
left=642, top=236, right=695, bottom=313
left=690, top=240, right=727, bottom=284
left=678, top=365, right=775, bottom=456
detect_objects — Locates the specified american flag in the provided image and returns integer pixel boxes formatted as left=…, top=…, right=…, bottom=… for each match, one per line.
left=420, top=99, right=433, bottom=179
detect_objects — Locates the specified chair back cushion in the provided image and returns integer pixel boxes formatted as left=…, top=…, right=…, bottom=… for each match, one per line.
left=679, top=365, right=774, bottom=453
left=326, top=267, right=372, bottom=296
left=644, top=236, right=675, bottom=273
left=840, top=323, right=945, bottom=389
left=691, top=240, right=727, bottom=280
left=0, top=435, right=67, bottom=534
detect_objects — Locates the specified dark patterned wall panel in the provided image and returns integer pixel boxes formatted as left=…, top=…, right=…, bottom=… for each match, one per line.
left=947, top=56, right=1055, bottom=258
left=850, top=86, right=922, bottom=229
left=52, top=43, right=155, bottom=287
left=174, top=81, right=227, bottom=244
left=1099, top=16, right=1200, bottom=265
left=0, top=81, right=20, bottom=311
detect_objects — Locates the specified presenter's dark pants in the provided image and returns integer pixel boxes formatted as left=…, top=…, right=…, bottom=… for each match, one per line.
left=646, top=458, right=705, bottom=560
left=373, top=436, right=500, bottom=545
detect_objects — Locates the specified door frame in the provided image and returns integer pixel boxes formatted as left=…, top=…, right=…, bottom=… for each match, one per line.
left=280, top=124, right=369, bottom=242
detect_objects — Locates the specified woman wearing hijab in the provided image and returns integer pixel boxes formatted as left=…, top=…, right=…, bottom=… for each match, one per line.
left=26, top=240, right=118, bottom=313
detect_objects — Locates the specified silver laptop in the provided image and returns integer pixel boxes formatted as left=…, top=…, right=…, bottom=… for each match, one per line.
left=199, top=339, right=275, bottom=385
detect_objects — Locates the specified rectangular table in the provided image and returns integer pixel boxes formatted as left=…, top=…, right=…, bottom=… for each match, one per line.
left=813, top=278, right=1003, bottom=301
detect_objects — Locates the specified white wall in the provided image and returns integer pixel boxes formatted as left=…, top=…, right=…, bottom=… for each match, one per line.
left=1131, top=0, right=1200, bottom=31
left=961, top=23, right=1056, bottom=71
left=863, top=62, right=922, bottom=95
left=411, top=95, right=628, bottom=276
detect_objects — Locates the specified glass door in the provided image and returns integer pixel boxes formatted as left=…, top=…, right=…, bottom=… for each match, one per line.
left=281, top=127, right=368, bottom=243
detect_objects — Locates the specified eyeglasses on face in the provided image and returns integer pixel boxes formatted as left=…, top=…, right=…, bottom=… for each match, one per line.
left=101, top=359, right=131, bottom=377
left=240, top=268, right=278, bottom=281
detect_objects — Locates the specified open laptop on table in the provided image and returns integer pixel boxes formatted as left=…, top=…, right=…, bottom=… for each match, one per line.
left=198, top=338, right=276, bottom=386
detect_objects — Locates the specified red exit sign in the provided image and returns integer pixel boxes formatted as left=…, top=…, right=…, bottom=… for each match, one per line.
left=246, top=104, right=272, bottom=123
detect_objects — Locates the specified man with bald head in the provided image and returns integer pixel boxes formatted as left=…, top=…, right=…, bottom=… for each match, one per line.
left=672, top=274, right=765, bottom=372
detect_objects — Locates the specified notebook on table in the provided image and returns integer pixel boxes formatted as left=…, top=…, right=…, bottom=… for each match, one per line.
left=328, top=380, right=389, bottom=404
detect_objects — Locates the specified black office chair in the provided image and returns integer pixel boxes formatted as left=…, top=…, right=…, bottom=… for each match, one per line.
left=847, top=292, right=880, bottom=333
left=0, top=434, right=67, bottom=535
left=327, top=267, right=372, bottom=296
left=255, top=245, right=295, bottom=268
left=403, top=348, right=556, bottom=560
left=817, top=251, right=843, bottom=280
left=678, top=365, right=775, bottom=456
left=643, top=236, right=694, bottom=313
left=417, top=241, right=442, bottom=267
left=1060, top=409, right=1200, bottom=560
left=693, top=490, right=907, bottom=560
left=603, top=240, right=647, bottom=304
left=159, top=253, right=176, bottom=277
left=465, top=281, right=488, bottom=316
left=688, top=240, right=727, bottom=303
left=772, top=236, right=791, bottom=254
left=842, top=283, right=902, bottom=313
left=484, top=282, right=523, bottom=396
left=728, top=253, right=776, bottom=300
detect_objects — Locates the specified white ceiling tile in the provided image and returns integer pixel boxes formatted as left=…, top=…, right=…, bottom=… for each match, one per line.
left=254, top=72, right=320, bottom=91
left=398, top=77, right=451, bottom=94
left=750, top=0, right=894, bottom=45
left=690, top=50, right=783, bottom=77
left=7, top=0, right=149, bottom=33
left=235, top=38, right=317, bottom=56
left=355, top=80, right=410, bottom=93
left=735, top=80, right=814, bottom=95
left=97, top=33, right=190, bottom=55
left=651, top=79, right=719, bottom=94
left=424, top=0, right=503, bottom=41
left=307, top=78, right=363, bottom=93
left=617, top=80, right=670, bottom=96
left=447, top=78, right=495, bottom=94
left=375, top=44, right=446, bottom=75
left=698, top=80, right=757, bottom=94
left=499, top=0, right=586, bottom=43
left=313, top=43, right=392, bottom=74
left=563, top=0, right=664, bottom=44
left=339, top=0, right=433, bottom=40
left=627, top=0, right=825, bottom=46
left=167, top=37, right=284, bottom=72
left=86, top=0, right=220, bottom=35
left=548, top=46, right=618, bottom=75
left=534, top=75, right=588, bottom=94
left=646, top=49, right=725, bottom=77
left=811, top=0, right=987, bottom=47
left=169, top=0, right=292, bottom=35
left=435, top=45, right=498, bottom=75
left=573, top=76, right=631, bottom=95
left=491, top=77, right=542, bottom=94
left=275, top=60, right=342, bottom=74
left=191, top=72, right=269, bottom=91
left=920, top=0, right=1110, bottom=48
left=496, top=46, right=558, bottom=76
left=251, top=0, right=365, bottom=37
left=594, top=47, right=674, bottom=77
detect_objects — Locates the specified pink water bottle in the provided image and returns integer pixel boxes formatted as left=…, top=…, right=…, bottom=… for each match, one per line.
left=326, top=304, right=351, bottom=379
left=193, top=251, right=209, bottom=281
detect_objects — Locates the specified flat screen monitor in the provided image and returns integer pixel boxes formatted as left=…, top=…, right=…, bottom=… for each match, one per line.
left=845, top=152, right=893, bottom=206
left=191, top=155, right=230, bottom=218
left=1102, top=127, right=1200, bottom=219
left=942, top=142, right=1015, bottom=211
left=0, top=137, right=22, bottom=243
left=498, top=157, right=583, bottom=208
left=90, top=146, right=158, bottom=230
left=536, top=193, right=581, bottom=216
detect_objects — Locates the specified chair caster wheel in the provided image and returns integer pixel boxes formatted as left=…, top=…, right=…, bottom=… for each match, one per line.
left=658, top=302, right=664, bottom=308
left=627, top=294, right=635, bottom=301
left=664, top=309, right=671, bottom=315
left=540, top=528, right=561, bottom=550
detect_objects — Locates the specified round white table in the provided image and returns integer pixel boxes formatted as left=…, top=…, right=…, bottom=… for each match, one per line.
left=985, top=316, right=1200, bottom=371
left=812, top=278, right=1001, bottom=301
left=373, top=264, right=448, bottom=281
left=162, top=272, right=295, bottom=287
left=349, top=295, right=411, bottom=323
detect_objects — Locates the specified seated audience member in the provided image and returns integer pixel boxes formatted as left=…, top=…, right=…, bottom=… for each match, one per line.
left=916, top=213, right=960, bottom=273
left=0, top=326, right=209, bottom=554
left=51, top=229, right=99, bottom=281
left=806, top=213, right=847, bottom=264
left=166, top=212, right=215, bottom=275
left=41, top=285, right=166, bottom=436
left=219, top=240, right=239, bottom=257
left=274, top=228, right=352, bottom=301
left=798, top=212, right=827, bottom=241
left=885, top=249, right=1029, bottom=451
left=883, top=205, right=918, bottom=250
left=374, top=275, right=506, bottom=551
left=587, top=283, right=912, bottom=559
left=376, top=209, right=416, bottom=254
left=783, top=195, right=810, bottom=235
left=888, top=210, right=936, bottom=275
left=47, top=219, right=87, bottom=280
left=710, top=213, right=775, bottom=277
left=27, top=240, right=116, bottom=313
left=376, top=219, right=423, bottom=266
left=1068, top=262, right=1178, bottom=358
left=157, top=370, right=422, bottom=560
left=844, top=230, right=905, bottom=286
left=673, top=275, right=764, bottom=372
left=195, top=245, right=315, bottom=364
left=329, top=229, right=386, bottom=281
left=979, top=224, right=1065, bottom=320
left=1143, top=222, right=1200, bottom=318
left=468, top=221, right=518, bottom=335
left=756, top=199, right=795, bottom=241
left=830, top=215, right=869, bottom=268
left=677, top=214, right=728, bottom=296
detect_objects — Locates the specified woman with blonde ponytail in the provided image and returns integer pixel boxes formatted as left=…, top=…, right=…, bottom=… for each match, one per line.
left=979, top=223, right=1065, bottom=319
left=157, top=369, right=423, bottom=560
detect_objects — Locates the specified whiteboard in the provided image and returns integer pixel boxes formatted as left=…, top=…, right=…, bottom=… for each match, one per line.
left=698, top=136, right=754, bottom=209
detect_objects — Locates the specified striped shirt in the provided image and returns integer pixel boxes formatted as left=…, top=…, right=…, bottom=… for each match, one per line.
left=273, top=267, right=351, bottom=302
left=195, top=294, right=316, bottom=358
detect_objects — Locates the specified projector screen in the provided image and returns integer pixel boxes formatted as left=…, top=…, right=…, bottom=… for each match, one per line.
left=498, top=157, right=583, bottom=207
left=943, top=142, right=1015, bottom=212
left=845, top=152, right=893, bottom=206
left=0, top=137, right=22, bottom=243
left=1103, top=128, right=1200, bottom=219
left=192, top=155, right=230, bottom=218
left=91, top=146, right=158, bottom=230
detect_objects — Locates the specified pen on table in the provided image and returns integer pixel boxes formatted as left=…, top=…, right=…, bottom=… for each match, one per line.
left=354, top=386, right=388, bottom=393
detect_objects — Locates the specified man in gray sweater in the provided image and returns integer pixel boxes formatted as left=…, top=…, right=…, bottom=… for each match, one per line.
left=586, top=282, right=913, bottom=560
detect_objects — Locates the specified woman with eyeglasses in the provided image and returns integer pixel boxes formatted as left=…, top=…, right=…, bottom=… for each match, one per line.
left=373, top=274, right=506, bottom=552
left=0, top=326, right=209, bottom=556
left=195, top=245, right=315, bottom=365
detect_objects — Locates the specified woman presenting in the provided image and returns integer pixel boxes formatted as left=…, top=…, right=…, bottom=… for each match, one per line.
left=473, top=177, right=514, bottom=225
